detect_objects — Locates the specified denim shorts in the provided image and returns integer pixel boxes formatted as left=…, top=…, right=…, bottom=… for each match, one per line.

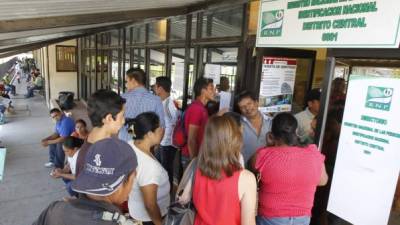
left=256, top=216, right=310, bottom=225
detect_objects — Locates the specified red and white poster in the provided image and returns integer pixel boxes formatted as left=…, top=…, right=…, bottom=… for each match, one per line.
left=259, top=57, right=297, bottom=113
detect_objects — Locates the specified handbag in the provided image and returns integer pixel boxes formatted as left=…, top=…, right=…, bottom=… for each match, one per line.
left=163, top=158, right=198, bottom=225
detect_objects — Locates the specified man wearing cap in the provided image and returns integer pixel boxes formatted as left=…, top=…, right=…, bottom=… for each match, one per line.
left=295, top=88, right=321, bottom=143
left=33, top=138, right=138, bottom=225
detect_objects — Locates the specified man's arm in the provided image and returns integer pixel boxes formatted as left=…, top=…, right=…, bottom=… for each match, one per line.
left=42, top=133, right=59, bottom=142
left=187, top=125, right=199, bottom=158
left=46, top=136, right=67, bottom=145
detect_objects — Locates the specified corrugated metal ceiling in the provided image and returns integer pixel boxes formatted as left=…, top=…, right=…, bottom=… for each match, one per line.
left=0, top=0, right=207, bottom=20
left=0, top=0, right=240, bottom=56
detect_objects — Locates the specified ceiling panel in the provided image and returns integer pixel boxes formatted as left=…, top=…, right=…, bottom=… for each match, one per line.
left=0, top=0, right=207, bottom=20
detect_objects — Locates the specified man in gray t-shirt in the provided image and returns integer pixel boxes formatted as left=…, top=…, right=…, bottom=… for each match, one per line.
left=236, top=91, right=272, bottom=166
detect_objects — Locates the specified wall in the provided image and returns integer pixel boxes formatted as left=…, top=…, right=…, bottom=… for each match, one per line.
left=33, top=39, right=78, bottom=108
left=48, top=39, right=78, bottom=100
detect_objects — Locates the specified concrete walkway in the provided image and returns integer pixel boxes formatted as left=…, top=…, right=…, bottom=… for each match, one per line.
left=0, top=81, right=65, bottom=225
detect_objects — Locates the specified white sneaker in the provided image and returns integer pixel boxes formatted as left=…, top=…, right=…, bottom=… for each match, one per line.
left=44, top=162, right=54, bottom=168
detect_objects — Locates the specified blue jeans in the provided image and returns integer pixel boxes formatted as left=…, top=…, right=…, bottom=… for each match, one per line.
left=49, top=143, right=65, bottom=169
left=257, top=216, right=310, bottom=225
left=62, top=178, right=78, bottom=197
left=26, top=85, right=42, bottom=98
left=5, top=85, right=16, bottom=95
left=155, top=145, right=177, bottom=187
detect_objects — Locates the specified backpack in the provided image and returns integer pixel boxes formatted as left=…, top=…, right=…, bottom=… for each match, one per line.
left=172, top=110, right=187, bottom=148
left=163, top=158, right=198, bottom=225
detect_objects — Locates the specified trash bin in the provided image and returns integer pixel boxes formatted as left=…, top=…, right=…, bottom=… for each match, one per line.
left=58, top=91, right=74, bottom=110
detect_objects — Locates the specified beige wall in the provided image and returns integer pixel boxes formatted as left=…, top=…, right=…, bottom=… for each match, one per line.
left=48, top=39, right=78, bottom=100
left=33, top=39, right=78, bottom=108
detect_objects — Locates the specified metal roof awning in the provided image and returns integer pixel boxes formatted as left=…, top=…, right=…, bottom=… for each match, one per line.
left=0, top=0, right=246, bottom=57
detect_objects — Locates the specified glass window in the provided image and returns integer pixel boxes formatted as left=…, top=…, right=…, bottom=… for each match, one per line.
left=90, top=35, right=96, bottom=48
left=126, top=28, right=132, bottom=46
left=132, top=25, right=146, bottom=43
left=170, top=16, right=186, bottom=41
left=111, top=50, right=120, bottom=93
left=123, top=48, right=130, bottom=92
left=149, top=20, right=167, bottom=42
left=171, top=48, right=195, bottom=108
left=132, top=49, right=146, bottom=70
left=100, top=33, right=110, bottom=47
left=192, top=15, right=198, bottom=39
left=90, top=50, right=96, bottom=93
left=149, top=49, right=166, bottom=85
left=97, top=52, right=102, bottom=89
left=110, top=30, right=120, bottom=46
left=102, top=50, right=109, bottom=89
left=202, top=6, right=243, bottom=38
left=84, top=37, right=90, bottom=49
left=203, top=47, right=238, bottom=92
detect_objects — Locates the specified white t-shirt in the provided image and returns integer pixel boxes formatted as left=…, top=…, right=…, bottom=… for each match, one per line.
left=219, top=91, right=232, bottom=110
left=161, top=96, right=178, bottom=146
left=294, top=107, right=315, bottom=141
left=67, top=149, right=80, bottom=175
left=128, top=142, right=170, bottom=221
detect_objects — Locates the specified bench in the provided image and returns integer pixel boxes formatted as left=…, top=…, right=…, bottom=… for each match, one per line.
left=33, top=89, right=44, bottom=97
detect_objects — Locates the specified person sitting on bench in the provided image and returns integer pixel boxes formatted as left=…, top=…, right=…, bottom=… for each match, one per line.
left=26, top=73, right=43, bottom=98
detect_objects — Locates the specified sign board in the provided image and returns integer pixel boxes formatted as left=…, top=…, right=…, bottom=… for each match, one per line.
left=259, top=57, right=297, bottom=113
left=257, top=0, right=400, bottom=48
left=204, top=64, right=221, bottom=85
left=0, top=148, right=6, bottom=181
left=327, top=74, right=400, bottom=225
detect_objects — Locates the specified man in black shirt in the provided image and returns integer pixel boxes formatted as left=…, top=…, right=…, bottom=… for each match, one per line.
left=33, top=138, right=137, bottom=225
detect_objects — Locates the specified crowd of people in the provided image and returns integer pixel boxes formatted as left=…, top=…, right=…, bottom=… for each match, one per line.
left=32, top=68, right=357, bottom=225
left=0, top=60, right=44, bottom=124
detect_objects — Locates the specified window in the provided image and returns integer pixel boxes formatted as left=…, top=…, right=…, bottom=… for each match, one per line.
left=111, top=50, right=120, bottom=93
left=149, top=20, right=167, bottom=42
left=203, top=48, right=238, bottom=91
left=149, top=49, right=166, bottom=85
left=171, top=48, right=195, bottom=107
left=110, top=30, right=120, bottom=46
left=132, top=25, right=146, bottom=44
left=132, top=49, right=145, bottom=70
left=170, top=16, right=186, bottom=40
left=126, top=28, right=132, bottom=46
left=202, top=6, right=243, bottom=38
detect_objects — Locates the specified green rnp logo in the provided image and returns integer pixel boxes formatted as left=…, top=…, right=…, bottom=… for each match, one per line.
left=365, top=86, right=393, bottom=111
left=261, top=10, right=284, bottom=37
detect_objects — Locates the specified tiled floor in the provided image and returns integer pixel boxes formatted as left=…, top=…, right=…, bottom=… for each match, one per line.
left=0, top=92, right=65, bottom=225
left=0, top=79, right=90, bottom=225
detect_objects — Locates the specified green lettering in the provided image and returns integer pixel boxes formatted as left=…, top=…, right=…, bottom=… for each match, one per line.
left=361, top=115, right=387, bottom=125
left=311, top=0, right=339, bottom=6
left=342, top=2, right=378, bottom=15
left=288, top=0, right=311, bottom=9
left=333, top=17, right=367, bottom=29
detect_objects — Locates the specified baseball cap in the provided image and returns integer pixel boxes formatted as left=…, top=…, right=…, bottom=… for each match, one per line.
left=72, top=138, right=137, bottom=196
left=306, top=88, right=321, bottom=102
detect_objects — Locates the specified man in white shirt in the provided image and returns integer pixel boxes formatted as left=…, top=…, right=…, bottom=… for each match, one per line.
left=218, top=76, right=232, bottom=111
left=294, top=88, right=321, bottom=143
left=154, top=76, right=179, bottom=187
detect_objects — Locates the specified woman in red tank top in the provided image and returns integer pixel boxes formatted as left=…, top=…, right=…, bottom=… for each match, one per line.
left=193, top=115, right=257, bottom=225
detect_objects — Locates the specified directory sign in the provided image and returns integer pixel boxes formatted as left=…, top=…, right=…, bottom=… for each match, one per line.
left=328, top=74, right=400, bottom=225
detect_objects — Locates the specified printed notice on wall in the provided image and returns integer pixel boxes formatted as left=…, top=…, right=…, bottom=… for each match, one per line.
left=259, top=57, right=296, bottom=113
left=204, top=64, right=221, bottom=85
left=256, top=0, right=400, bottom=48
left=327, top=74, right=400, bottom=225
left=0, top=148, right=6, bottom=181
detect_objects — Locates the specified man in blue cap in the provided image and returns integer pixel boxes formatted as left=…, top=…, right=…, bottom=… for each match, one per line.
left=33, top=138, right=138, bottom=225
